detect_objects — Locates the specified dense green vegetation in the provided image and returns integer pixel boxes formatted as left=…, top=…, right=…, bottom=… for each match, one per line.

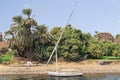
left=0, top=54, right=11, bottom=63
left=3, top=8, right=120, bottom=62
left=0, top=51, right=14, bottom=63
left=101, top=56, right=120, bottom=60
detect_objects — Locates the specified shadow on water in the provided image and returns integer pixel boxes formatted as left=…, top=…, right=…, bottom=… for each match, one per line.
left=0, top=74, right=120, bottom=80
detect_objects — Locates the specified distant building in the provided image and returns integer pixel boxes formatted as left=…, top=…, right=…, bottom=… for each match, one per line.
left=94, top=32, right=114, bottom=42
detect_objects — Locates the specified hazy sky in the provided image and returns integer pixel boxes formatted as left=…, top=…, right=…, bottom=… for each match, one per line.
left=1, top=0, right=120, bottom=36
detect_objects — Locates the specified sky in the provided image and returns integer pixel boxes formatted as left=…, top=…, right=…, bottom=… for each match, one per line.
left=1, top=0, right=120, bottom=37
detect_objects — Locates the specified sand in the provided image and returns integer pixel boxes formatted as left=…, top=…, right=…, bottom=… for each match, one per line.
left=0, top=60, right=120, bottom=74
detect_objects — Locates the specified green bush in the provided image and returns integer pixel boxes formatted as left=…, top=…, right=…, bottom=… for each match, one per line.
left=0, top=55, right=11, bottom=63
left=0, top=51, right=15, bottom=64
left=101, top=56, right=120, bottom=60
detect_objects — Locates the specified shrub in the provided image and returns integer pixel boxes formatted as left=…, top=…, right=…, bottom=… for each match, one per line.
left=0, top=55, right=10, bottom=63
left=0, top=51, right=15, bottom=64
left=0, top=47, right=8, bottom=54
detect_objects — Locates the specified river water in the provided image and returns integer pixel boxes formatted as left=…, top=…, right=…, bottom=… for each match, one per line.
left=0, top=74, right=120, bottom=80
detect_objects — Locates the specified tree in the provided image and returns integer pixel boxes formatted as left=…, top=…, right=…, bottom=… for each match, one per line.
left=50, top=26, right=85, bottom=61
left=88, top=38, right=103, bottom=58
left=33, top=25, right=52, bottom=62
left=5, top=9, right=37, bottom=60
left=116, top=34, right=120, bottom=39
left=34, top=25, right=52, bottom=44
left=102, top=41, right=114, bottom=56
left=4, top=16, right=23, bottom=49
left=5, top=8, right=54, bottom=61
left=113, top=44, right=120, bottom=57
left=88, top=44, right=102, bottom=59
left=80, top=33, right=92, bottom=59
left=17, top=8, right=37, bottom=60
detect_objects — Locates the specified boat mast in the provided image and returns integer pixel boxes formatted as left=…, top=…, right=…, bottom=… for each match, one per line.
left=47, top=0, right=78, bottom=65
left=56, top=48, right=58, bottom=73
left=47, top=1, right=78, bottom=72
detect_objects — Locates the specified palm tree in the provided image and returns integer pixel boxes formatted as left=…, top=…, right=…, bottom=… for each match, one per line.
left=5, top=9, right=37, bottom=60
left=5, top=8, right=54, bottom=61
left=22, top=8, right=37, bottom=27
left=4, top=16, right=23, bottom=47
left=33, top=25, right=52, bottom=62
left=19, top=8, right=37, bottom=60
left=34, top=25, right=52, bottom=44
left=22, top=8, right=32, bottom=18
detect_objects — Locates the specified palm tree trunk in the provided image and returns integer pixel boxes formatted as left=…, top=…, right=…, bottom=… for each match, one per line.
left=26, top=47, right=33, bottom=60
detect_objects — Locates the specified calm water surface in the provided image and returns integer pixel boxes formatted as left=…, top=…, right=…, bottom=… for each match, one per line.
left=0, top=74, right=120, bottom=80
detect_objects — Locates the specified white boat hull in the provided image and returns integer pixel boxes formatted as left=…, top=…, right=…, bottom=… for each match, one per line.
left=48, top=71, right=82, bottom=77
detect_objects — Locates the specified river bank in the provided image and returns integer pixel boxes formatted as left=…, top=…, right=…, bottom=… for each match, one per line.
left=0, top=60, right=120, bottom=74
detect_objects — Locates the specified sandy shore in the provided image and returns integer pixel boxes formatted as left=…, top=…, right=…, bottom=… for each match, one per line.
left=0, top=60, right=120, bottom=74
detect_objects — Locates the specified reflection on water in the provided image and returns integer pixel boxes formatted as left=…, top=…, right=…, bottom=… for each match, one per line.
left=48, top=74, right=120, bottom=80
left=0, top=74, right=120, bottom=80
